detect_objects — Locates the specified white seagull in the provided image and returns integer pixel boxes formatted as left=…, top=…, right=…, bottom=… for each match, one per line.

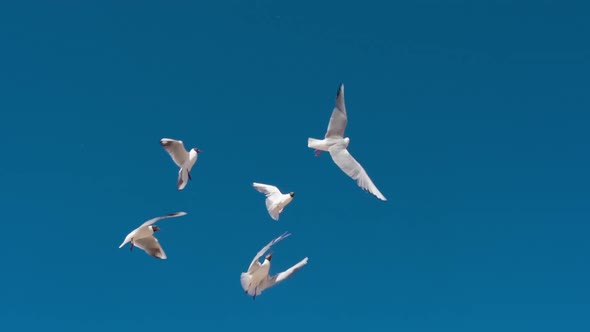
left=118, top=211, right=187, bottom=260
left=252, top=182, right=295, bottom=221
left=307, top=84, right=387, bottom=201
left=240, top=232, right=308, bottom=300
left=160, top=138, right=202, bottom=190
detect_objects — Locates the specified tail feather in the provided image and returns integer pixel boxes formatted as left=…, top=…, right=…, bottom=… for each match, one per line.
left=240, top=273, right=252, bottom=293
left=307, top=137, right=320, bottom=148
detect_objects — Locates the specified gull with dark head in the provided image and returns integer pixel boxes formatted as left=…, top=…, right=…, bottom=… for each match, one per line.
left=118, top=211, right=187, bottom=260
left=307, top=84, right=387, bottom=201
left=160, top=138, right=202, bottom=190
left=240, top=232, right=308, bottom=300
left=252, top=182, right=295, bottom=221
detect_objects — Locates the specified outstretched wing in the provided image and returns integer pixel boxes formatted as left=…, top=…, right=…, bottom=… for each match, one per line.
left=134, top=236, right=167, bottom=259
left=328, top=144, right=386, bottom=201
left=252, top=182, right=282, bottom=197
left=325, top=84, right=347, bottom=138
left=246, top=232, right=291, bottom=273
left=260, top=257, right=309, bottom=291
left=160, top=138, right=190, bottom=167
left=141, top=211, right=188, bottom=227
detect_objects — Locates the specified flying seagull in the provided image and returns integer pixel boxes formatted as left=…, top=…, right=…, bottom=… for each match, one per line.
left=118, top=211, right=187, bottom=259
left=252, top=182, right=295, bottom=221
left=240, top=232, right=308, bottom=300
left=160, top=138, right=202, bottom=190
left=307, top=84, right=387, bottom=201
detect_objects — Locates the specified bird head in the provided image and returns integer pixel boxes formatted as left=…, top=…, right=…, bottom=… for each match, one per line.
left=192, top=148, right=202, bottom=153
left=343, top=137, right=350, bottom=147
left=265, top=253, right=273, bottom=261
left=151, top=225, right=161, bottom=232
left=289, top=192, right=295, bottom=198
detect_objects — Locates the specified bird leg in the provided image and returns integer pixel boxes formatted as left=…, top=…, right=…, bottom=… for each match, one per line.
left=314, top=149, right=322, bottom=157
left=188, top=171, right=192, bottom=181
left=130, top=239, right=134, bottom=252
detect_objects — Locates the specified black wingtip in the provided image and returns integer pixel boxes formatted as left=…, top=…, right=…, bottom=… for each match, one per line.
left=336, top=83, right=344, bottom=97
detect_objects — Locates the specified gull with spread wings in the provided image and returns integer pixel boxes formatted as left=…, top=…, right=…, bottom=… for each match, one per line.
left=118, top=211, right=187, bottom=260
left=160, top=138, right=202, bottom=190
left=240, top=232, right=308, bottom=300
left=252, top=182, right=295, bottom=221
left=307, top=84, right=387, bottom=201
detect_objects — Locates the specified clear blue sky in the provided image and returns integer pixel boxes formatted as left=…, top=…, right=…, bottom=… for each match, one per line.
left=1, top=1, right=589, bottom=331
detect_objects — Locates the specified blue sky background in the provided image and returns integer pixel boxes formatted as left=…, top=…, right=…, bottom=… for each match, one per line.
left=1, top=1, right=589, bottom=331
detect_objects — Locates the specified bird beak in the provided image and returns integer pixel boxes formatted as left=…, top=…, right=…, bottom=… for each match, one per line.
left=290, top=192, right=295, bottom=197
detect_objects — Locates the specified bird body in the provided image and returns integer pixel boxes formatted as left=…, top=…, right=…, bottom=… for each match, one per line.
left=118, top=224, right=156, bottom=248
left=307, top=137, right=350, bottom=152
left=247, top=258, right=272, bottom=288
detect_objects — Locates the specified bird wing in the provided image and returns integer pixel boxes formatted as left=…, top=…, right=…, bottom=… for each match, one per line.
left=325, top=84, right=347, bottom=138
left=246, top=232, right=291, bottom=273
left=252, top=182, right=282, bottom=197
left=260, top=257, right=309, bottom=291
left=133, top=236, right=167, bottom=259
left=160, top=138, right=190, bottom=167
left=328, top=144, right=387, bottom=201
left=140, top=211, right=187, bottom=227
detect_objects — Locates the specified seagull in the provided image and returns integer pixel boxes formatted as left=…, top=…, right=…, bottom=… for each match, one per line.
left=118, top=211, right=187, bottom=259
left=160, top=138, right=202, bottom=190
left=307, top=84, right=387, bottom=201
left=240, top=232, right=308, bottom=300
left=252, top=182, right=295, bottom=221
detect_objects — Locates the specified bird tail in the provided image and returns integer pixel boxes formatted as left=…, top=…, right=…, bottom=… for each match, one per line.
left=240, top=273, right=251, bottom=293
left=177, top=168, right=189, bottom=190
left=240, top=273, right=260, bottom=296
left=307, top=137, right=321, bottom=149
left=240, top=273, right=263, bottom=297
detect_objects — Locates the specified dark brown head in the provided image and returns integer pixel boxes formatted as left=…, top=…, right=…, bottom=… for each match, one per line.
left=192, top=148, right=202, bottom=153
left=151, top=225, right=161, bottom=232
left=265, top=253, right=272, bottom=261
left=289, top=192, right=295, bottom=198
